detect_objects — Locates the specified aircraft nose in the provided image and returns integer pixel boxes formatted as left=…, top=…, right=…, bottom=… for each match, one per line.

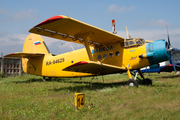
left=146, top=39, right=171, bottom=65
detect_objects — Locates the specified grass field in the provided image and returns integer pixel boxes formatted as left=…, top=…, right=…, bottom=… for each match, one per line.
left=0, top=73, right=180, bottom=120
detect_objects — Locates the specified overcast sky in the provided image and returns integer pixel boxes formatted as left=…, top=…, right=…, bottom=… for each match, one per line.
left=0, top=0, right=180, bottom=56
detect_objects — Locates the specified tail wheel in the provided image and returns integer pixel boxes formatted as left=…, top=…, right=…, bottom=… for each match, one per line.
left=127, top=79, right=138, bottom=87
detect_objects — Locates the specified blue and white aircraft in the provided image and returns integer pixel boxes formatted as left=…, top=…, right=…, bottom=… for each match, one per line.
left=140, top=50, right=180, bottom=74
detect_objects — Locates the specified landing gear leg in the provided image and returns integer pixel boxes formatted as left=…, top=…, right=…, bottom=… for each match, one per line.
left=137, top=69, right=152, bottom=86
left=48, top=77, right=52, bottom=81
left=126, top=69, right=138, bottom=87
left=143, top=78, right=152, bottom=86
left=43, top=76, right=46, bottom=82
left=131, top=72, right=144, bottom=84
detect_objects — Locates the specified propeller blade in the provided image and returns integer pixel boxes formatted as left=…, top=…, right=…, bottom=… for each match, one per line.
left=167, top=34, right=171, bottom=46
left=173, top=48, right=180, bottom=54
left=170, top=54, right=177, bottom=74
left=166, top=25, right=171, bottom=46
left=166, top=25, right=178, bottom=74
left=165, top=25, right=179, bottom=74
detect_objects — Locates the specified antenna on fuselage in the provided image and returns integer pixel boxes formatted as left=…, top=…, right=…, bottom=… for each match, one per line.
left=124, top=26, right=130, bottom=39
left=112, top=19, right=117, bottom=34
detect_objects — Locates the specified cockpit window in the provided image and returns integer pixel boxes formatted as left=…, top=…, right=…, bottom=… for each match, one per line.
left=135, top=39, right=142, bottom=45
left=123, top=38, right=145, bottom=48
left=129, top=41, right=135, bottom=45
left=139, top=39, right=145, bottom=44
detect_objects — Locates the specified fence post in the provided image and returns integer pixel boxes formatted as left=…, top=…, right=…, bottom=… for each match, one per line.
left=1, top=53, right=4, bottom=74
left=19, top=58, right=22, bottom=76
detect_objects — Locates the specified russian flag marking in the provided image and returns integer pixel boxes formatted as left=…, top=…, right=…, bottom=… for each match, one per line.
left=34, top=41, right=41, bottom=45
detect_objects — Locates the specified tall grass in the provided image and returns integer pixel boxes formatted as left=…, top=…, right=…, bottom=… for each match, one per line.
left=0, top=73, right=180, bottom=119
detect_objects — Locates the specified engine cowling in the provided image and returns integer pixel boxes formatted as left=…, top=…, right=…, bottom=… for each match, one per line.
left=146, top=39, right=170, bottom=65
left=149, top=64, right=159, bottom=69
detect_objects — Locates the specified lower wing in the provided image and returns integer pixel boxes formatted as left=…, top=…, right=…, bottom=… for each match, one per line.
left=63, top=61, right=126, bottom=75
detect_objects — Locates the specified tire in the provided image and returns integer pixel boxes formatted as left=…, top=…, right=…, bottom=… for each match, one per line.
left=127, top=79, right=138, bottom=87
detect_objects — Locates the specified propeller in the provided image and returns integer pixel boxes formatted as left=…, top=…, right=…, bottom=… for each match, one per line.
left=166, top=25, right=180, bottom=74
left=166, top=25, right=171, bottom=46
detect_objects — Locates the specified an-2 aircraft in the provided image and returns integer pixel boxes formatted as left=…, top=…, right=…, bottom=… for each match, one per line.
left=5, top=15, right=174, bottom=87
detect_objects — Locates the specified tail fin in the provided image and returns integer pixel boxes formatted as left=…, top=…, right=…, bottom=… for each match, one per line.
left=23, top=33, right=50, bottom=54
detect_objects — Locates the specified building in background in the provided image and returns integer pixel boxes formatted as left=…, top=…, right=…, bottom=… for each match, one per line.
left=0, top=57, right=22, bottom=76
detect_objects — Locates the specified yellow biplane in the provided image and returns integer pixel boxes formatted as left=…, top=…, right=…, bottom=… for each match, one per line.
left=5, top=15, right=172, bottom=87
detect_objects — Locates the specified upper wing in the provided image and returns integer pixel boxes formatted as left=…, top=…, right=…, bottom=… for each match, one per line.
left=4, top=53, right=45, bottom=58
left=29, top=15, right=125, bottom=46
left=63, top=61, right=127, bottom=75
left=145, top=40, right=153, bottom=43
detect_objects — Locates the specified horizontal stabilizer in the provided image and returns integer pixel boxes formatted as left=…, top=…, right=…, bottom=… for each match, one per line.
left=4, top=53, right=45, bottom=58
left=63, top=61, right=126, bottom=75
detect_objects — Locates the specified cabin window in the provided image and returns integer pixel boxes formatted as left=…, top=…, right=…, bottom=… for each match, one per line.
left=103, top=54, right=107, bottom=58
left=115, top=51, right=120, bottom=56
left=109, top=53, right=113, bottom=57
left=98, top=55, right=102, bottom=59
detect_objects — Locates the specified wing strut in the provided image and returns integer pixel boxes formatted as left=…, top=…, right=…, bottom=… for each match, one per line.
left=75, top=32, right=94, bottom=61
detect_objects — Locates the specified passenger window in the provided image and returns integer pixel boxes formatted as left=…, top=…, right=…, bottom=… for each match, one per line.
left=98, top=55, right=101, bottom=59
left=109, top=53, right=113, bottom=57
left=115, top=51, right=120, bottom=56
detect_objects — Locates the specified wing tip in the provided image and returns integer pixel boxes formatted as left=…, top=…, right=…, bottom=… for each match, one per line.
left=35, top=15, right=64, bottom=27
left=66, top=61, right=88, bottom=69
left=8, top=53, right=15, bottom=55
left=4, top=53, right=15, bottom=57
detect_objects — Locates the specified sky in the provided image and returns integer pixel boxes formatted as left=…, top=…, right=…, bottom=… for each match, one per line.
left=0, top=0, right=180, bottom=56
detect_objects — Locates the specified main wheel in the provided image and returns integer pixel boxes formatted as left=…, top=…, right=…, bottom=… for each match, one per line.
left=127, top=79, right=138, bottom=87
left=143, top=78, right=152, bottom=86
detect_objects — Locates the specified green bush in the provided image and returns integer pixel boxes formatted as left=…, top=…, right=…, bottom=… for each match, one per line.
left=0, top=72, right=6, bottom=78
